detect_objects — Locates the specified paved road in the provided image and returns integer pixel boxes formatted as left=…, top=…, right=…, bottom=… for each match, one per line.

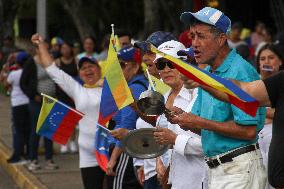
left=0, top=165, right=18, bottom=189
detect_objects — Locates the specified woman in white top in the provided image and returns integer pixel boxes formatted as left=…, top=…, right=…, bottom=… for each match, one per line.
left=5, top=51, right=30, bottom=164
left=153, top=40, right=206, bottom=189
left=31, top=34, right=104, bottom=189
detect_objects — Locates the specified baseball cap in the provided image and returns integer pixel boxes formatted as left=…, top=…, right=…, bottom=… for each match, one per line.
left=78, top=57, right=99, bottom=69
left=51, top=37, right=64, bottom=46
left=16, top=51, right=29, bottom=66
left=154, top=40, right=186, bottom=62
left=117, top=46, right=142, bottom=64
left=180, top=7, right=231, bottom=34
left=134, top=31, right=177, bottom=52
left=177, top=47, right=194, bottom=58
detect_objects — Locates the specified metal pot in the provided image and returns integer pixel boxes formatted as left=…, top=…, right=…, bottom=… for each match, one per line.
left=137, top=90, right=166, bottom=116
left=122, top=128, right=169, bottom=159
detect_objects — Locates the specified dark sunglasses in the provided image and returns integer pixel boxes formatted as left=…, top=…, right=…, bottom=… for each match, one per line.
left=156, top=59, right=175, bottom=70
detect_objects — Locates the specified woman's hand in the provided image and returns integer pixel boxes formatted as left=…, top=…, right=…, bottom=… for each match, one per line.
left=110, top=128, right=129, bottom=140
left=156, top=157, right=166, bottom=183
left=154, top=126, right=177, bottom=145
left=31, top=33, right=44, bottom=45
left=30, top=33, right=54, bottom=68
left=106, top=159, right=117, bottom=176
left=137, top=166, right=145, bottom=186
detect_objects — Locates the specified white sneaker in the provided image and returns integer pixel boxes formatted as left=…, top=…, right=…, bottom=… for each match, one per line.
left=69, top=141, right=78, bottom=153
left=60, top=145, right=68, bottom=154
left=28, top=160, right=41, bottom=171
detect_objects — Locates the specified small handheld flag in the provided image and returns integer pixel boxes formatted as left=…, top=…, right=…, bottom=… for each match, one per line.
left=95, top=24, right=133, bottom=172
left=36, top=94, right=84, bottom=145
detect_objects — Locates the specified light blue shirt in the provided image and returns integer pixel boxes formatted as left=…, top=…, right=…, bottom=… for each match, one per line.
left=191, top=49, right=266, bottom=157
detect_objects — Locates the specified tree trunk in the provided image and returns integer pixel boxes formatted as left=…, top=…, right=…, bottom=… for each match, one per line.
left=142, top=0, right=161, bottom=38
left=0, top=0, right=19, bottom=47
left=59, top=0, right=95, bottom=42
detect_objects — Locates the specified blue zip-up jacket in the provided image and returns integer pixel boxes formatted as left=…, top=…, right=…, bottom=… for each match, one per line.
left=112, top=74, right=148, bottom=147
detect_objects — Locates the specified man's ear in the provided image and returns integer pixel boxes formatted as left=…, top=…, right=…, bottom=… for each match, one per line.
left=218, top=33, right=227, bottom=47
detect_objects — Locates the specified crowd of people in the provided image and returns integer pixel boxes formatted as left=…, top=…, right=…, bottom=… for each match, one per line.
left=1, top=6, right=284, bottom=189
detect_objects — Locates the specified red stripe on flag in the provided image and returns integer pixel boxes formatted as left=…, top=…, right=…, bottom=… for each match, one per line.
left=173, top=63, right=258, bottom=117
left=98, top=112, right=116, bottom=126
left=95, top=151, right=109, bottom=172
left=52, top=110, right=83, bottom=145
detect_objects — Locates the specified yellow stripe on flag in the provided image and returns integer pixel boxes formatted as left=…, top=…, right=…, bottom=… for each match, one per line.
left=36, top=94, right=56, bottom=132
left=104, top=33, right=134, bottom=110
left=150, top=44, right=240, bottom=99
left=150, top=75, right=171, bottom=95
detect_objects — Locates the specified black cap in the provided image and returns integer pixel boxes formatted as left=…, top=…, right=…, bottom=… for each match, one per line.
left=134, top=31, right=177, bottom=52
left=78, top=57, right=99, bottom=69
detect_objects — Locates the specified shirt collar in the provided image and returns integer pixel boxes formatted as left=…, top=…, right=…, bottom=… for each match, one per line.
left=83, top=83, right=97, bottom=88
left=164, top=86, right=191, bottom=101
left=207, top=48, right=237, bottom=74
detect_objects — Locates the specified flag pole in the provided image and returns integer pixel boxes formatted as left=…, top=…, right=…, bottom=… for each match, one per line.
left=145, top=69, right=156, bottom=91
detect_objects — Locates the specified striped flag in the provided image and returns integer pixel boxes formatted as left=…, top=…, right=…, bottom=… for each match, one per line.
left=95, top=32, right=133, bottom=171
left=36, top=94, right=84, bottom=145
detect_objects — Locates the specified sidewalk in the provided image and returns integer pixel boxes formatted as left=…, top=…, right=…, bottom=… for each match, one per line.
left=0, top=94, right=84, bottom=189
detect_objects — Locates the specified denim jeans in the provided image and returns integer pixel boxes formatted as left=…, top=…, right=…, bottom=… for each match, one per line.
left=144, top=175, right=161, bottom=189
left=11, top=104, right=30, bottom=158
left=28, top=100, right=53, bottom=160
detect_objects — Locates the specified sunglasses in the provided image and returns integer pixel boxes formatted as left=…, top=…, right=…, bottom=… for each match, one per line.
left=156, top=59, right=175, bottom=70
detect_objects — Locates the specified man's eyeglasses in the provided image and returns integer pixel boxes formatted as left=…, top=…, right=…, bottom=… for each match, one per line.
left=156, top=59, right=175, bottom=70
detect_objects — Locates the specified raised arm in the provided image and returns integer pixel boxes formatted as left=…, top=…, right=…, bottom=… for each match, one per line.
left=30, top=34, right=82, bottom=99
left=31, top=34, right=53, bottom=68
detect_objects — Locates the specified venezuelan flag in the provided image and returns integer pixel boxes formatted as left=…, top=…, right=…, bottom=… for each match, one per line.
left=98, top=33, right=134, bottom=125
left=150, top=44, right=259, bottom=117
left=95, top=32, right=133, bottom=172
left=95, top=124, right=116, bottom=172
left=37, top=94, right=84, bottom=145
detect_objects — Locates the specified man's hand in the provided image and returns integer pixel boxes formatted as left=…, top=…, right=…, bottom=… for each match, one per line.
left=137, top=166, right=145, bottom=186
left=31, top=33, right=44, bottom=45
left=153, top=127, right=177, bottom=145
left=164, top=106, right=185, bottom=124
left=169, top=111, right=201, bottom=131
left=110, top=128, right=129, bottom=140
left=106, top=159, right=116, bottom=176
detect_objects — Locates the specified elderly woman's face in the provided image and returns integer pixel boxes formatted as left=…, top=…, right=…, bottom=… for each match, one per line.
left=156, top=58, right=182, bottom=87
left=79, top=62, right=101, bottom=85
left=259, top=49, right=282, bottom=74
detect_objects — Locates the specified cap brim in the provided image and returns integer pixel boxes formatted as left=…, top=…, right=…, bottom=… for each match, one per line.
left=78, top=57, right=98, bottom=69
left=134, top=41, right=148, bottom=52
left=153, top=54, right=163, bottom=63
left=180, top=12, right=213, bottom=26
left=177, top=48, right=194, bottom=58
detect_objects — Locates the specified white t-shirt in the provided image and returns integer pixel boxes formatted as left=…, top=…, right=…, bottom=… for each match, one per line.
left=46, top=63, right=101, bottom=168
left=7, top=69, right=29, bottom=107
